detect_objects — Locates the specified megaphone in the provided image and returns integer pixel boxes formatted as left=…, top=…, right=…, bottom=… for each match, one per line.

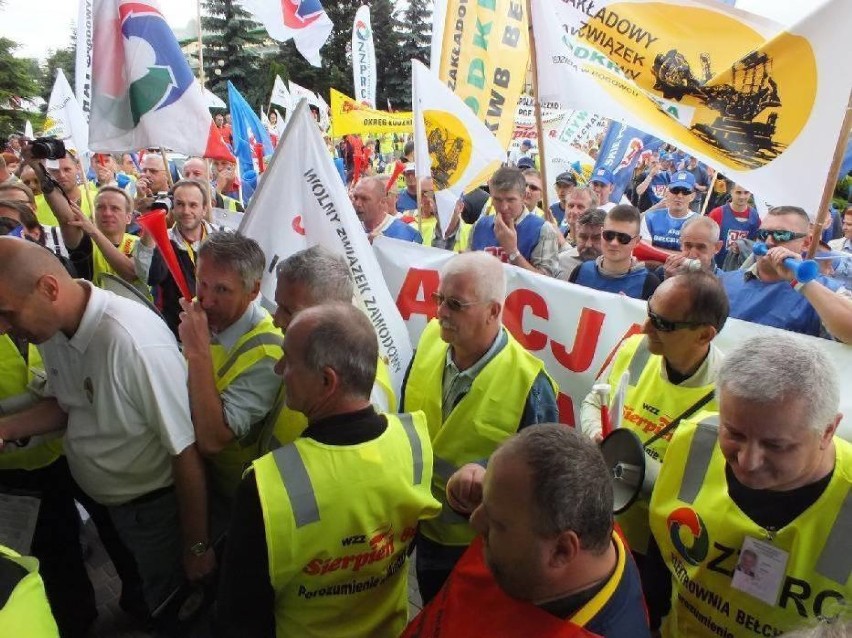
left=752, top=242, right=818, bottom=283
left=599, top=429, right=661, bottom=514
left=633, top=241, right=671, bottom=264
left=137, top=209, right=193, bottom=300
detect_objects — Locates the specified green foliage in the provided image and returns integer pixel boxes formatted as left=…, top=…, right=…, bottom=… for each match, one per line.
left=0, top=38, right=42, bottom=136
left=42, top=45, right=75, bottom=99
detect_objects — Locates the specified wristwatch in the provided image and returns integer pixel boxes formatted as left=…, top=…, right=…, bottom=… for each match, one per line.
left=507, top=250, right=521, bottom=263
left=188, top=541, right=209, bottom=556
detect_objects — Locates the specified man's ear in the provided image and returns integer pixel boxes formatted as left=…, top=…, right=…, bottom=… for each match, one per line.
left=35, top=274, right=60, bottom=302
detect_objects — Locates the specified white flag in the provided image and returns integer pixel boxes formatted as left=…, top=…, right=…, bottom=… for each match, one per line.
left=234, top=0, right=332, bottom=67
left=44, top=70, right=89, bottom=155
left=75, top=0, right=94, bottom=119
left=430, top=0, right=447, bottom=70
left=288, top=80, right=321, bottom=109
left=270, top=75, right=292, bottom=110
left=24, top=120, right=34, bottom=140
left=531, top=0, right=852, bottom=216
left=351, top=5, right=377, bottom=108
left=238, top=103, right=414, bottom=392
left=412, top=60, right=505, bottom=237
left=202, top=85, right=226, bottom=109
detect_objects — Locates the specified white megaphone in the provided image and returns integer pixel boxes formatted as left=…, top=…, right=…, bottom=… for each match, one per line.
left=599, top=428, right=661, bottom=514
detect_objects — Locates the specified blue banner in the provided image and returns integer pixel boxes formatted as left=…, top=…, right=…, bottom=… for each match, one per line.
left=228, top=81, right=274, bottom=204
left=592, top=122, right=663, bottom=204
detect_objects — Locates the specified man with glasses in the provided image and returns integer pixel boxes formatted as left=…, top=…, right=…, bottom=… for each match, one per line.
left=581, top=270, right=728, bottom=564
left=640, top=171, right=698, bottom=253
left=135, top=154, right=170, bottom=199
left=568, top=204, right=660, bottom=300
left=470, top=166, right=561, bottom=277
left=401, top=251, right=558, bottom=605
left=522, top=168, right=545, bottom=215
left=719, top=205, right=852, bottom=342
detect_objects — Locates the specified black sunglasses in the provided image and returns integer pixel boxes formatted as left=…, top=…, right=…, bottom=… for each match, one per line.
left=669, top=187, right=693, bottom=196
left=647, top=304, right=704, bottom=332
left=755, top=229, right=807, bottom=243
left=431, top=292, right=487, bottom=312
left=602, top=230, right=637, bottom=245
left=525, top=183, right=542, bottom=191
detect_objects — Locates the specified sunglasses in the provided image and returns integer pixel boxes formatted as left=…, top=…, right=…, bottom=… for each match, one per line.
left=647, top=304, right=704, bottom=332
left=525, top=183, right=542, bottom=192
left=669, top=187, right=693, bottom=196
left=755, top=229, right=807, bottom=243
left=431, top=292, right=487, bottom=312
left=602, top=230, right=637, bottom=245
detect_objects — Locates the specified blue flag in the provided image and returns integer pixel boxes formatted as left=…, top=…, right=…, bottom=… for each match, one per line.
left=593, top=122, right=663, bottom=203
left=228, top=81, right=274, bottom=204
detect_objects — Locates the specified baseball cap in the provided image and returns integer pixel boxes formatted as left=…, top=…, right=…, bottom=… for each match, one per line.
left=555, top=171, right=577, bottom=186
left=403, top=162, right=416, bottom=173
left=517, top=157, right=535, bottom=170
left=521, top=139, right=532, bottom=148
left=669, top=171, right=696, bottom=191
left=590, top=167, right=614, bottom=186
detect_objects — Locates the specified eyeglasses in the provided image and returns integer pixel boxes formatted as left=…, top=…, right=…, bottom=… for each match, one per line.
left=431, top=292, right=487, bottom=312
left=525, top=183, right=542, bottom=192
left=602, top=230, right=638, bottom=245
left=755, top=229, right=807, bottom=243
left=647, top=304, right=704, bottom=332
left=142, top=167, right=164, bottom=174
left=669, top=187, right=693, bottom=196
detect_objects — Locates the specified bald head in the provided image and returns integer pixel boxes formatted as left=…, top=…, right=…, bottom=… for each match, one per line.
left=182, top=158, right=208, bottom=181
left=0, top=236, right=69, bottom=295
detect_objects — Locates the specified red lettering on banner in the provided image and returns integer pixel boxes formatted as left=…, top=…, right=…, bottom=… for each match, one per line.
left=593, top=323, right=644, bottom=378
left=396, top=268, right=440, bottom=320
left=550, top=307, right=606, bottom=373
left=557, top=392, right=575, bottom=427
left=503, top=288, right=548, bottom=350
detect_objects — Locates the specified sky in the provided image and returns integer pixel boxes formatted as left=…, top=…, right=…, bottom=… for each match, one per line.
left=0, top=0, right=816, bottom=63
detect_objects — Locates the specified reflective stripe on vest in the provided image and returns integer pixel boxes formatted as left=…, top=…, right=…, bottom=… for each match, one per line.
left=397, top=413, right=424, bottom=485
left=273, top=443, right=320, bottom=528
left=649, top=416, right=852, bottom=636
left=215, top=332, right=284, bottom=389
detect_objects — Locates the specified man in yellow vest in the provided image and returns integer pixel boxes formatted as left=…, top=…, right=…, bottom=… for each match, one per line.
left=401, top=251, right=559, bottom=603
left=648, top=333, right=851, bottom=636
left=33, top=152, right=97, bottom=227
left=177, top=232, right=282, bottom=501
left=403, top=424, right=649, bottom=637
left=216, top=303, right=440, bottom=637
left=0, top=545, right=59, bottom=637
left=581, top=271, right=728, bottom=560
left=267, top=245, right=396, bottom=449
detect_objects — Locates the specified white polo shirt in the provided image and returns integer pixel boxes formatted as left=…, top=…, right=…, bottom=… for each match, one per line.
left=38, top=282, right=195, bottom=506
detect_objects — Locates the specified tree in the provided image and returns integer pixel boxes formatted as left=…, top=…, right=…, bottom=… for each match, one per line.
left=398, top=0, right=432, bottom=73
left=370, top=0, right=408, bottom=109
left=201, top=0, right=267, bottom=106
left=0, top=38, right=42, bottom=137
left=42, top=44, right=75, bottom=100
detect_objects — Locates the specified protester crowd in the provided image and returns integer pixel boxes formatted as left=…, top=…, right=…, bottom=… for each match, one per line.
left=0, top=120, right=850, bottom=638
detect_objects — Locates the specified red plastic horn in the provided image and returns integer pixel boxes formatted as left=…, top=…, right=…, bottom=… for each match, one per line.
left=633, top=241, right=671, bottom=263
left=352, top=154, right=364, bottom=186
left=137, top=209, right=193, bottom=301
left=385, top=159, right=405, bottom=193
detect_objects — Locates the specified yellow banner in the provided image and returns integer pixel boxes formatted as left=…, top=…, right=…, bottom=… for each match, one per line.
left=329, top=89, right=413, bottom=137
left=438, top=0, right=530, bottom=151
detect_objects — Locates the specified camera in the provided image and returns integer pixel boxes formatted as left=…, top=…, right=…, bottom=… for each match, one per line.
left=30, top=137, right=67, bottom=161
left=150, top=192, right=173, bottom=214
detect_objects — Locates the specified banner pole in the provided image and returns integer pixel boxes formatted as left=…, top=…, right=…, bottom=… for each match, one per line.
left=160, top=147, right=174, bottom=188
left=525, top=0, right=555, bottom=225
left=806, top=91, right=851, bottom=259
left=196, top=0, right=206, bottom=88
left=700, top=171, right=717, bottom=216
left=75, top=153, right=95, bottom=215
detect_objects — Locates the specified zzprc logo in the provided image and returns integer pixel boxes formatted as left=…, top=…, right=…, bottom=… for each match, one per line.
left=667, top=507, right=709, bottom=566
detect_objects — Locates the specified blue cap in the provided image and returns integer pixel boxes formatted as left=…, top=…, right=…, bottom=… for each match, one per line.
left=521, top=139, right=532, bottom=148
left=669, top=171, right=696, bottom=191
left=591, top=167, right=614, bottom=186
left=517, top=156, right=535, bottom=170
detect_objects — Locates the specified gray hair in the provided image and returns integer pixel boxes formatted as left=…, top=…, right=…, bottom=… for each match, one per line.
left=489, top=166, right=527, bottom=197
left=298, top=303, right=378, bottom=398
left=499, top=425, right=613, bottom=553
left=681, top=214, right=721, bottom=242
left=717, top=333, right=840, bottom=432
left=577, top=208, right=606, bottom=227
left=571, top=185, right=600, bottom=208
left=197, top=231, right=265, bottom=291
left=276, top=245, right=354, bottom=304
left=440, top=252, right=506, bottom=305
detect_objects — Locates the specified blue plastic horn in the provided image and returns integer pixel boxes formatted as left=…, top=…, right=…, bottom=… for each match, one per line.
left=752, top=242, right=819, bottom=283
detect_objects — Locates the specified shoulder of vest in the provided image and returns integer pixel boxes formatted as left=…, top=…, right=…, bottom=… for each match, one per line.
left=0, top=553, right=29, bottom=608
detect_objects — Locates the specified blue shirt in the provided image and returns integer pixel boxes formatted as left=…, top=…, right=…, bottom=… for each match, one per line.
left=396, top=189, right=418, bottom=214
left=382, top=217, right=423, bottom=243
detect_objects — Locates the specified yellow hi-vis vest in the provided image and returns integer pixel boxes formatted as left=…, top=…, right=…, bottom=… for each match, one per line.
left=403, top=320, right=556, bottom=546
left=0, top=336, right=63, bottom=471
left=252, top=412, right=441, bottom=638
left=264, top=356, right=397, bottom=451
left=650, top=414, right=852, bottom=638
left=91, top=233, right=152, bottom=300
left=0, top=545, right=59, bottom=637
left=208, top=312, right=283, bottom=497
left=607, top=335, right=717, bottom=555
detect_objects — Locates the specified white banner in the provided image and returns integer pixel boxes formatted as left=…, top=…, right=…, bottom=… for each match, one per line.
left=373, top=238, right=852, bottom=440
left=239, top=103, right=413, bottom=393
left=75, top=0, right=94, bottom=120
left=352, top=5, right=377, bottom=109
left=44, top=70, right=89, bottom=155
left=270, top=75, right=292, bottom=111
left=532, top=0, right=852, bottom=216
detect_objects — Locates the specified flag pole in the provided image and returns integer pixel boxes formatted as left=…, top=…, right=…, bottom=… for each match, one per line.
left=525, top=0, right=556, bottom=225
left=196, top=0, right=206, bottom=88
left=75, top=153, right=95, bottom=215
left=159, top=147, right=174, bottom=188
left=701, top=172, right=717, bottom=215
left=806, top=91, right=851, bottom=259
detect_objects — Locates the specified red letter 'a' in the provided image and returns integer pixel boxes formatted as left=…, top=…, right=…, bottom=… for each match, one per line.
left=396, top=268, right=440, bottom=321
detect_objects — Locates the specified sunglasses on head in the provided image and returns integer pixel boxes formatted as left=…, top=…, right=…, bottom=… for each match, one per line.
left=602, top=230, right=637, bottom=245
left=431, top=292, right=486, bottom=312
left=647, top=304, right=705, bottom=332
left=755, top=229, right=807, bottom=243
left=669, top=187, right=693, bottom=196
